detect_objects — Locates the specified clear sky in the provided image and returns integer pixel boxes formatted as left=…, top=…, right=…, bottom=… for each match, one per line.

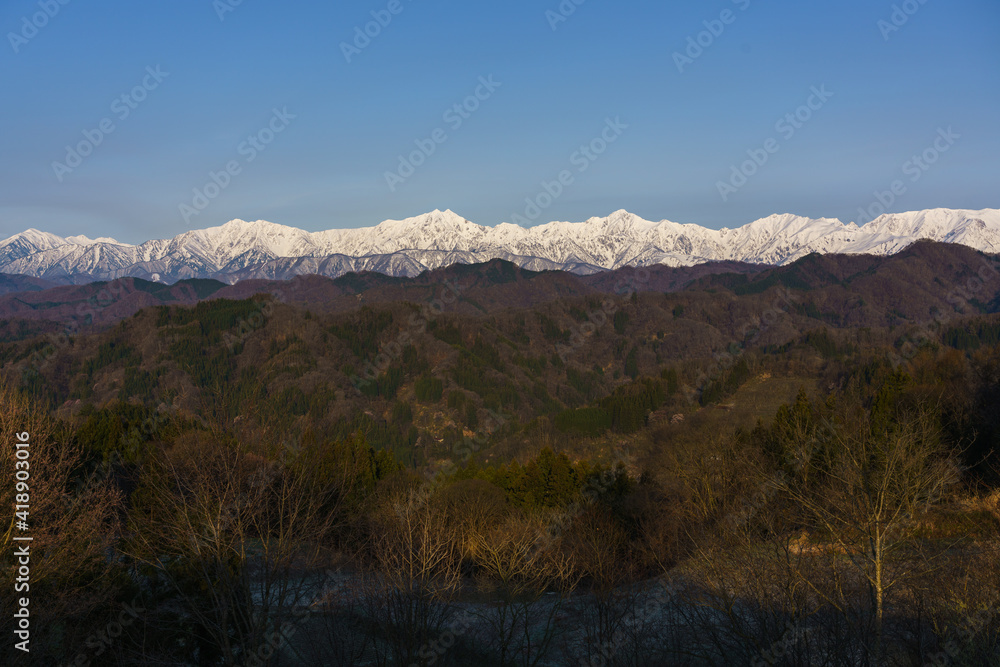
left=1, top=0, right=997, bottom=243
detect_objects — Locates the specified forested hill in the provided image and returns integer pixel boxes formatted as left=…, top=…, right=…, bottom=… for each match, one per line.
left=2, top=239, right=1000, bottom=666
left=0, top=239, right=996, bottom=331
left=0, top=257, right=760, bottom=331
left=0, top=239, right=997, bottom=476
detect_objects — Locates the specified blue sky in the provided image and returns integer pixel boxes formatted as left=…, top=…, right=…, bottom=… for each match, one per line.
left=1, top=0, right=997, bottom=243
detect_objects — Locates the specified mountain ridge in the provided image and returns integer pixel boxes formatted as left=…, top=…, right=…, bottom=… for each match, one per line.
left=2, top=207, right=998, bottom=285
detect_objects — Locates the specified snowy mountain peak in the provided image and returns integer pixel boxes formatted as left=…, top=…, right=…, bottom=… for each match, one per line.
left=2, top=228, right=66, bottom=248
left=1, top=207, right=997, bottom=284
left=599, top=210, right=659, bottom=232
left=867, top=208, right=999, bottom=235
left=65, top=234, right=124, bottom=246
left=0, top=229, right=71, bottom=265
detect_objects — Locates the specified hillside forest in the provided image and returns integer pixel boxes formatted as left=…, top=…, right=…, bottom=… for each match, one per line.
left=1, top=242, right=999, bottom=666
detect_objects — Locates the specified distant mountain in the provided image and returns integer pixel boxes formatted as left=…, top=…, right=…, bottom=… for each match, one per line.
left=1, top=242, right=996, bottom=342
left=1, top=208, right=998, bottom=285
left=5, top=242, right=998, bottom=442
left=0, top=273, right=57, bottom=296
left=0, top=278, right=226, bottom=331
left=0, top=258, right=759, bottom=330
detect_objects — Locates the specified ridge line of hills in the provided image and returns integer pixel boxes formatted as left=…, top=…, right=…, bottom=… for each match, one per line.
left=2, top=207, right=997, bottom=285
left=0, top=240, right=996, bottom=338
left=2, top=238, right=997, bottom=477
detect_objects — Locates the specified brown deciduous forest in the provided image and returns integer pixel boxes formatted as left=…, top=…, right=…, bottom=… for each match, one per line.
left=1, top=245, right=999, bottom=665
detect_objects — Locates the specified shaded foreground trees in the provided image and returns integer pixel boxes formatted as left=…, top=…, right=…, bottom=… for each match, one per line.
left=775, top=404, right=961, bottom=649
left=0, top=382, right=124, bottom=662
left=1, top=362, right=1000, bottom=665
left=124, top=429, right=345, bottom=665
left=470, top=514, right=577, bottom=667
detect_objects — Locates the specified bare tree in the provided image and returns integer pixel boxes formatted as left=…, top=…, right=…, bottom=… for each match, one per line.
left=283, top=567, right=373, bottom=667
left=774, top=408, right=961, bottom=652
left=563, top=507, right=651, bottom=667
left=363, top=488, right=464, bottom=666
left=0, top=382, right=124, bottom=663
left=125, top=430, right=338, bottom=666
left=435, top=477, right=508, bottom=563
left=470, top=514, right=577, bottom=667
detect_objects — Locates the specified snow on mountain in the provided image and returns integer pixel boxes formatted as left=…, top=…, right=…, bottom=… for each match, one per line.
left=0, top=229, right=72, bottom=265
left=1, top=208, right=997, bottom=285
left=64, top=234, right=122, bottom=246
left=861, top=208, right=1000, bottom=254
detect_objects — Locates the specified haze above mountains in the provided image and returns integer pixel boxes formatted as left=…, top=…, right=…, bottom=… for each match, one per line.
left=1, top=208, right=998, bottom=285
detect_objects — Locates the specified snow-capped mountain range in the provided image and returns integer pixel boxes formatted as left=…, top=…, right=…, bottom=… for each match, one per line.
left=1, top=208, right=998, bottom=285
